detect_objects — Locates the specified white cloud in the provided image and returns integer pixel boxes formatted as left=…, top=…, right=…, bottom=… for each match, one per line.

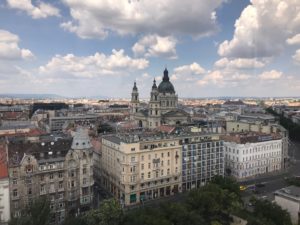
left=7, top=0, right=60, bottom=19
left=132, top=35, right=177, bottom=59
left=61, top=0, right=224, bottom=39
left=292, top=49, right=300, bottom=64
left=287, top=34, right=300, bottom=45
left=214, top=57, right=266, bottom=69
left=218, top=0, right=300, bottom=58
left=0, top=29, right=34, bottom=60
left=39, top=49, right=149, bottom=78
left=174, top=62, right=205, bottom=75
left=197, top=70, right=250, bottom=87
left=258, top=70, right=282, bottom=80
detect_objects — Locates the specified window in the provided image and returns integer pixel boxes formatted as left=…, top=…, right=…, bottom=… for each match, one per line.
left=141, top=155, right=144, bottom=161
left=26, top=165, right=33, bottom=173
left=58, top=172, right=63, bottom=178
left=167, top=160, right=170, bottom=166
left=161, top=160, right=164, bottom=166
left=130, top=176, right=136, bottom=182
left=167, top=152, right=170, bottom=157
left=82, top=187, right=88, bottom=195
left=28, top=187, right=32, bottom=195
left=83, top=168, right=87, bottom=175
left=167, top=169, right=170, bottom=175
left=148, top=172, right=151, bottom=179
left=59, top=202, right=64, bottom=209
left=148, top=154, right=151, bottom=160
left=131, top=157, right=135, bottom=162
left=13, top=179, right=18, bottom=185
left=141, top=164, right=144, bottom=170
left=59, top=181, right=63, bottom=189
left=70, top=171, right=75, bottom=177
left=156, top=171, right=159, bottom=178
left=13, top=201, right=19, bottom=209
left=40, top=185, right=45, bottom=193
left=141, top=173, right=144, bottom=180
left=161, top=153, right=164, bottom=158
left=49, top=174, right=54, bottom=180
left=13, top=189, right=18, bottom=197
left=50, top=183, right=55, bottom=192
left=148, top=163, right=151, bottom=169
left=161, top=170, right=164, bottom=176
left=131, top=148, right=135, bottom=151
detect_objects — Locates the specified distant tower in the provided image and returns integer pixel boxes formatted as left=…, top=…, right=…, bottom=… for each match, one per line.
left=130, top=81, right=140, bottom=120
left=148, top=79, right=161, bottom=128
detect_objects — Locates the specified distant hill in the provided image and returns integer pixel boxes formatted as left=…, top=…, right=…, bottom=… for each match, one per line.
left=0, top=93, right=64, bottom=99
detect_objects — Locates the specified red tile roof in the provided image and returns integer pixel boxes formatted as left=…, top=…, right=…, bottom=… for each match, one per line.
left=0, top=143, right=8, bottom=179
left=158, top=125, right=176, bottom=134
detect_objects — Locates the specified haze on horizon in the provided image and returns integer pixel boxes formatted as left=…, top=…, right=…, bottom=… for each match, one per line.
left=0, top=0, right=300, bottom=98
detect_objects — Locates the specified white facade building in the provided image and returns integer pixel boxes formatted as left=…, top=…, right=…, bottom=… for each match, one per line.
left=0, top=178, right=10, bottom=224
left=223, top=133, right=282, bottom=180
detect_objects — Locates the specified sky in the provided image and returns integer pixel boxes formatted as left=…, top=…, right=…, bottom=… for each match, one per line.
left=0, top=0, right=300, bottom=98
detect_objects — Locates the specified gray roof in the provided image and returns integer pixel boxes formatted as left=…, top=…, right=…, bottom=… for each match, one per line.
left=104, top=135, right=121, bottom=144
left=275, top=185, right=300, bottom=200
left=163, top=109, right=189, bottom=117
left=157, top=68, right=175, bottom=94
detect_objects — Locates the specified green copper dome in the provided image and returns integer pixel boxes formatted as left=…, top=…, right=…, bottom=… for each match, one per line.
left=158, top=68, right=175, bottom=94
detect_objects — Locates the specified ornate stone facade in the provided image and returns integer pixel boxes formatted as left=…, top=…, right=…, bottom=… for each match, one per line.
left=8, top=128, right=94, bottom=224
left=130, top=68, right=190, bottom=129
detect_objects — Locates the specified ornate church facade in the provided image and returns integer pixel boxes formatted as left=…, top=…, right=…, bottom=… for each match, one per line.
left=130, top=68, right=190, bottom=129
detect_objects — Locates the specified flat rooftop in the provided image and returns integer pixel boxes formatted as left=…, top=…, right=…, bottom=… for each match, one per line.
left=221, top=131, right=282, bottom=144
left=275, top=186, right=300, bottom=201
left=103, top=128, right=222, bottom=144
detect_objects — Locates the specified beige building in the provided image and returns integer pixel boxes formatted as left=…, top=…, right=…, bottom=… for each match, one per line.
left=100, top=129, right=225, bottom=206
left=101, top=133, right=181, bottom=205
left=7, top=128, right=94, bottom=224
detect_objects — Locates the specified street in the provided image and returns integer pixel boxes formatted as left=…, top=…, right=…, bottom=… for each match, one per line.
left=241, top=141, right=300, bottom=203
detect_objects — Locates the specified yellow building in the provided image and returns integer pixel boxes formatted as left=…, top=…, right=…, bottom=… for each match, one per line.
left=101, top=130, right=224, bottom=205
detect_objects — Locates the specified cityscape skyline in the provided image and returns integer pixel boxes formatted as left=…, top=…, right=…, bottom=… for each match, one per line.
left=1, top=0, right=300, bottom=98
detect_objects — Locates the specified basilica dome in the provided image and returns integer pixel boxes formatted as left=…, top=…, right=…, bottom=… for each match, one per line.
left=158, top=68, right=175, bottom=94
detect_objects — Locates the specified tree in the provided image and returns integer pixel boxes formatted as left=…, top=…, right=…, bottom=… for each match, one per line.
left=84, top=198, right=123, bottom=225
left=9, top=197, right=50, bottom=225
left=186, top=183, right=241, bottom=225
left=248, top=199, right=292, bottom=225
left=211, top=175, right=241, bottom=198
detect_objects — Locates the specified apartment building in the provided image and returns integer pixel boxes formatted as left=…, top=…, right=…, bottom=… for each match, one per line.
left=182, top=135, right=224, bottom=191
left=226, top=121, right=289, bottom=169
left=100, top=130, right=224, bottom=206
left=222, top=132, right=282, bottom=180
left=7, top=128, right=94, bottom=224
left=49, top=115, right=98, bottom=132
